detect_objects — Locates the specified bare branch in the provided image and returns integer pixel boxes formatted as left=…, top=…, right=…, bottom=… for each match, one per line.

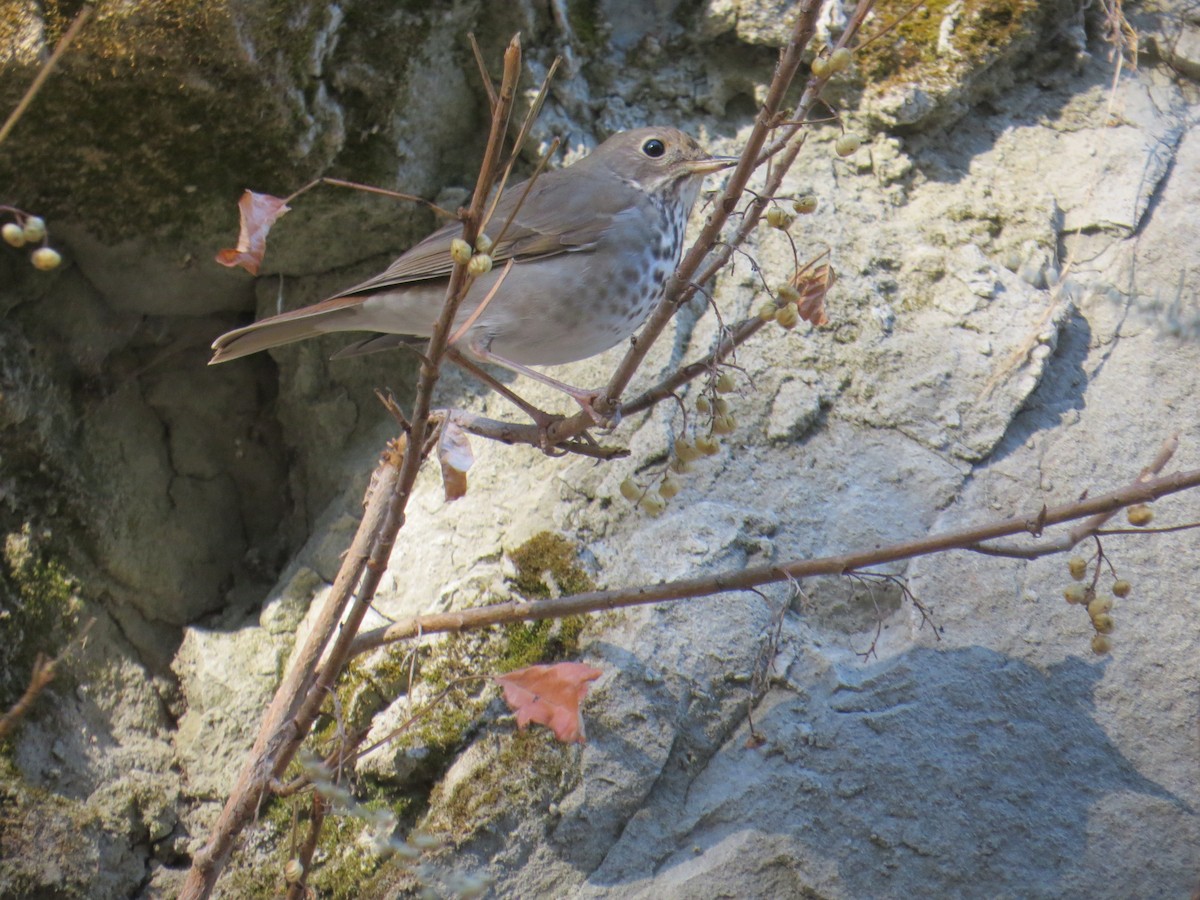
left=0, top=617, right=95, bottom=741
left=318, top=177, right=457, bottom=219
left=180, top=38, right=527, bottom=899
left=467, top=33, right=498, bottom=110
left=0, top=5, right=91, bottom=147
left=448, top=409, right=628, bottom=460
left=968, top=432, right=1179, bottom=557
left=0, top=655, right=55, bottom=741
left=350, top=462, right=1200, bottom=656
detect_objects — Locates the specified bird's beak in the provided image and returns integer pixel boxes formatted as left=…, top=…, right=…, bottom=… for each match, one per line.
left=683, top=155, right=741, bottom=175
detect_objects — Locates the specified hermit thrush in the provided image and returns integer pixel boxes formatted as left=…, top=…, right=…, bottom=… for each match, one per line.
left=209, top=127, right=734, bottom=413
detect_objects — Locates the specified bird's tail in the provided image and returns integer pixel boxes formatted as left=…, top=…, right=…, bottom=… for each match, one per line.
left=209, top=298, right=360, bottom=364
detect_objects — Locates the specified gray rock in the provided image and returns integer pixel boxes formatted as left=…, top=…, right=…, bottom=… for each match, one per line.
left=2, top=0, right=1198, bottom=897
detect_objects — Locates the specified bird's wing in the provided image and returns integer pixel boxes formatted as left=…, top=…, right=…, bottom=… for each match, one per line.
left=335, top=167, right=626, bottom=298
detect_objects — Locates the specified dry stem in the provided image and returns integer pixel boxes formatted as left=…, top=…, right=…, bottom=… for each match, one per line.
left=179, top=35, right=525, bottom=900
left=0, top=5, right=91, bottom=147
left=349, top=462, right=1200, bottom=655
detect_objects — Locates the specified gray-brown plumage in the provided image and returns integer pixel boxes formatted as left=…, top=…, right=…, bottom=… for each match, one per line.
left=209, top=127, right=733, bottom=403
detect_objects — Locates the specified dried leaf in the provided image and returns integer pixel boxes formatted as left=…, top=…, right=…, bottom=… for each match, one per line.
left=215, top=190, right=290, bottom=275
left=790, top=263, right=835, bottom=327
left=438, top=419, right=474, bottom=502
left=495, top=662, right=603, bottom=744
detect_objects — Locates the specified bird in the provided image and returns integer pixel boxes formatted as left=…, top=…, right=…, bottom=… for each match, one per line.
left=209, top=127, right=735, bottom=418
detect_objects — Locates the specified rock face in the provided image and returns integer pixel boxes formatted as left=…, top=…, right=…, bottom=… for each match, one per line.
left=1, top=0, right=1198, bottom=897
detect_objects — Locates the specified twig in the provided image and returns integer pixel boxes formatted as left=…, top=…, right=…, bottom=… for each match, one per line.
left=967, top=432, right=1179, bottom=557
left=488, top=137, right=562, bottom=250
left=0, top=5, right=91, bottom=147
left=0, top=655, right=56, bottom=741
left=1095, top=522, right=1200, bottom=536
left=483, top=62, right=563, bottom=236
left=179, top=37, right=526, bottom=900
left=317, top=178, right=457, bottom=219
left=467, top=33, right=498, bottom=110
left=445, top=349, right=557, bottom=427
left=0, top=617, right=95, bottom=741
left=349, top=462, right=1200, bottom=656
left=621, top=314, right=768, bottom=416
left=448, top=409, right=628, bottom=461
left=284, top=794, right=327, bottom=900
left=278, top=177, right=455, bottom=219
left=448, top=259, right=515, bottom=346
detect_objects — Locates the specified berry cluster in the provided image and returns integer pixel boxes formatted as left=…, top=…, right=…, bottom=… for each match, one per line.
left=1, top=209, right=61, bottom=271
left=758, top=281, right=810, bottom=330
left=1061, top=501, right=1154, bottom=655
left=765, top=191, right=819, bottom=234
left=450, top=233, right=494, bottom=276
left=620, top=370, right=740, bottom=516
left=811, top=46, right=854, bottom=79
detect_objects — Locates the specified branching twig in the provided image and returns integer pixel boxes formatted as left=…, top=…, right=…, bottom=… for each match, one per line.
left=179, top=35, right=525, bottom=900
left=967, top=432, right=1179, bottom=558
left=448, top=409, right=628, bottom=460
left=348, top=461, right=1200, bottom=656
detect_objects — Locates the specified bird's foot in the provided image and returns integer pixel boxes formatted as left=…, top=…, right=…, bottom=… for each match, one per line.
left=572, top=391, right=622, bottom=430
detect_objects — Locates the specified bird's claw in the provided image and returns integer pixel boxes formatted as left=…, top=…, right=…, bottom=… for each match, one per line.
left=575, top=393, right=621, bottom=430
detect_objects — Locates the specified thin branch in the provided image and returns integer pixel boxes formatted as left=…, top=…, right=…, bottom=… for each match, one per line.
left=1095, top=522, right=1200, bottom=536
left=0, top=5, right=91, bottom=147
left=467, top=33, right=498, bottom=110
left=445, top=348, right=556, bottom=426
left=483, top=61, right=563, bottom=236
left=0, top=655, right=56, bottom=741
left=180, top=38, right=526, bottom=900
left=967, top=432, right=1179, bottom=557
left=488, top=136, right=562, bottom=250
left=284, top=794, right=327, bottom=900
left=622, top=314, right=767, bottom=416
left=278, top=177, right=455, bottom=218
left=448, top=259, right=515, bottom=346
left=349, top=462, right=1200, bottom=656
left=0, top=617, right=95, bottom=741
left=449, top=409, right=628, bottom=460
left=318, top=177, right=456, bottom=219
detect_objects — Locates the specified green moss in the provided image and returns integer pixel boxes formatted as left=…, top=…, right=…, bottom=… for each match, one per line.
left=427, top=727, right=574, bottom=843
left=265, top=533, right=598, bottom=894
left=857, top=0, right=1037, bottom=84
left=508, top=531, right=595, bottom=599
left=566, top=0, right=605, bottom=49
left=0, top=527, right=78, bottom=711
left=0, top=755, right=107, bottom=897
left=499, top=532, right=592, bottom=668
left=0, top=0, right=431, bottom=242
left=243, top=771, right=420, bottom=899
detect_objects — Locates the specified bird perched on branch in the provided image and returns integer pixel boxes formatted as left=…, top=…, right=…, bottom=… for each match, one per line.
left=210, top=127, right=735, bottom=417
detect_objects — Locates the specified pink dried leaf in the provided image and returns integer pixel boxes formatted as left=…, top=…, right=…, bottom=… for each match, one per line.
left=215, top=190, right=290, bottom=275
left=495, top=662, right=604, bottom=744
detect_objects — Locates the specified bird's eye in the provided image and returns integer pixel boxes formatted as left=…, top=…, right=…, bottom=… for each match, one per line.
left=641, top=139, right=666, bottom=158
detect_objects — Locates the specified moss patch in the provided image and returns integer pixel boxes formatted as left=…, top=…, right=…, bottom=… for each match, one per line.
left=269, top=532, right=598, bottom=894
left=0, top=527, right=78, bottom=711
left=857, top=0, right=1038, bottom=84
